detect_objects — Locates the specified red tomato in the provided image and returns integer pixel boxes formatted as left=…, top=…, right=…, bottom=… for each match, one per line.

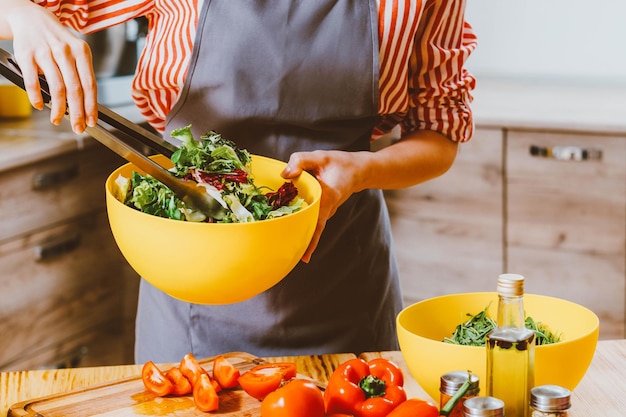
left=385, top=398, right=439, bottom=417
left=165, top=366, right=193, bottom=395
left=180, top=353, right=207, bottom=387
left=239, top=362, right=297, bottom=401
left=260, top=379, right=325, bottom=417
left=141, top=361, right=174, bottom=397
left=212, top=355, right=241, bottom=389
left=193, top=373, right=219, bottom=412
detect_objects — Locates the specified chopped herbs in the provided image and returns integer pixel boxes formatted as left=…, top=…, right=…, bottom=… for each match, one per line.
left=443, top=304, right=562, bottom=346
left=525, top=316, right=562, bottom=345
left=443, top=304, right=497, bottom=346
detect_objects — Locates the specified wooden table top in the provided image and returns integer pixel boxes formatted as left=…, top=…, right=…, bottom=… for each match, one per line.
left=1, top=340, right=624, bottom=416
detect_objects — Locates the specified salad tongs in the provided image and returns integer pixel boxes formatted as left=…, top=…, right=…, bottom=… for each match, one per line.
left=0, top=48, right=225, bottom=220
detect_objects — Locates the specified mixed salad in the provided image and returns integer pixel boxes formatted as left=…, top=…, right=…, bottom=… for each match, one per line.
left=114, top=125, right=307, bottom=223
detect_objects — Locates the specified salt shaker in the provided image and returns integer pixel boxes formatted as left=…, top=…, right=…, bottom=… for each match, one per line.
left=530, top=385, right=571, bottom=417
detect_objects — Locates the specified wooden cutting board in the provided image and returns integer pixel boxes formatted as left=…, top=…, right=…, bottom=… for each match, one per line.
left=8, top=352, right=348, bottom=417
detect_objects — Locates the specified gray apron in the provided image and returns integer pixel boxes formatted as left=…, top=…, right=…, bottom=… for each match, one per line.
left=135, top=0, right=403, bottom=363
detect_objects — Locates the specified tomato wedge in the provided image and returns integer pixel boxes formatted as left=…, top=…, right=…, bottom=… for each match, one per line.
left=193, top=373, right=219, bottom=412
left=179, top=353, right=207, bottom=387
left=180, top=352, right=223, bottom=392
left=165, top=366, right=193, bottom=395
left=141, top=361, right=174, bottom=397
left=239, top=362, right=297, bottom=401
left=212, top=355, right=241, bottom=389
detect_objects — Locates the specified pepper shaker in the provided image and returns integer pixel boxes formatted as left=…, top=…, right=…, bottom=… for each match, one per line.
left=530, top=385, right=571, bottom=417
left=463, top=396, right=505, bottom=417
left=440, top=371, right=480, bottom=417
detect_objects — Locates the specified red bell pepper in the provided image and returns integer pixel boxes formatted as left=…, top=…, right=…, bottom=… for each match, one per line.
left=325, top=358, right=407, bottom=417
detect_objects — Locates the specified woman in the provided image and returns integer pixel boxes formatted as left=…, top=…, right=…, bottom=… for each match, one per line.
left=1, top=0, right=477, bottom=363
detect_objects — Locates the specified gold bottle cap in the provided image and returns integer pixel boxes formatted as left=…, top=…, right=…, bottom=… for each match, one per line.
left=497, top=273, right=524, bottom=297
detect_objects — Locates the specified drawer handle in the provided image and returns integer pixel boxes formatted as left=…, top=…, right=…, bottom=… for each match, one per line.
left=529, top=145, right=602, bottom=162
left=32, top=163, right=79, bottom=190
left=34, top=232, right=81, bottom=261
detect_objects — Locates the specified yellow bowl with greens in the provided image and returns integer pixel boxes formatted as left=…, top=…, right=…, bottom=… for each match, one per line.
left=105, top=153, right=321, bottom=305
left=397, top=292, right=599, bottom=400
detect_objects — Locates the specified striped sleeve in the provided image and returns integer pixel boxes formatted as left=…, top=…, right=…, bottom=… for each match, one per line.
left=31, top=0, right=198, bottom=132
left=377, top=0, right=477, bottom=143
left=32, top=0, right=153, bottom=33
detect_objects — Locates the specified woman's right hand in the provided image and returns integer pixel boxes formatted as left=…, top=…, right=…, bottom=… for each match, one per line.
left=2, top=0, right=98, bottom=133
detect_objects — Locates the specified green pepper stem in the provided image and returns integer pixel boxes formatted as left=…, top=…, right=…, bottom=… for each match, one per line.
left=359, top=375, right=386, bottom=398
left=439, top=371, right=474, bottom=417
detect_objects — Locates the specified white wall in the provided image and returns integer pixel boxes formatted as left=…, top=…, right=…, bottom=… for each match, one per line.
left=465, top=0, right=626, bottom=86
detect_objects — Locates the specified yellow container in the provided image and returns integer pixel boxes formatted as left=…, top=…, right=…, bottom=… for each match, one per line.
left=397, top=292, right=599, bottom=401
left=0, top=82, right=31, bottom=118
left=105, top=154, right=321, bottom=305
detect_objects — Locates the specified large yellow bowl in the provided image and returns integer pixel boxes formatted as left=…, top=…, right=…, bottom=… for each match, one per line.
left=105, top=154, right=321, bottom=304
left=397, top=292, right=599, bottom=401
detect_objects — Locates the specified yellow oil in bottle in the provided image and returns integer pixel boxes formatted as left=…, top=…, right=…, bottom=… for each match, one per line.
left=486, top=274, right=535, bottom=417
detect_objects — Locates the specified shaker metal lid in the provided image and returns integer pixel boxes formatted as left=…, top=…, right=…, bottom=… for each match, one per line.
left=530, top=385, right=572, bottom=411
left=463, top=396, right=504, bottom=417
left=440, top=371, right=480, bottom=396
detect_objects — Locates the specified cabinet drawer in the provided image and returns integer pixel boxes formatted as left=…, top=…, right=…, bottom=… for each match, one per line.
left=506, top=130, right=626, bottom=339
left=507, top=131, right=626, bottom=253
left=1, top=322, right=127, bottom=371
left=386, top=128, right=504, bottom=304
left=0, top=211, right=128, bottom=370
left=0, top=143, right=125, bottom=242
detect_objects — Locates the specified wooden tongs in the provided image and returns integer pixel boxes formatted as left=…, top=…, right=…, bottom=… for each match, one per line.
left=0, top=48, right=225, bottom=219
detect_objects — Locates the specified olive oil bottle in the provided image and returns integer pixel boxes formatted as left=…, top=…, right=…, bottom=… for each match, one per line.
left=486, top=274, right=535, bottom=417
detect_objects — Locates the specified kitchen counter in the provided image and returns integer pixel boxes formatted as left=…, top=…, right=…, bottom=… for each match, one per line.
left=471, top=78, right=626, bottom=135
left=0, top=104, right=142, bottom=172
left=1, top=340, right=624, bottom=416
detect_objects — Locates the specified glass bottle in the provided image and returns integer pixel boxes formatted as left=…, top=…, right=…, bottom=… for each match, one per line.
left=530, top=385, right=571, bottom=417
left=440, top=371, right=480, bottom=417
left=463, top=396, right=505, bottom=417
left=486, top=273, right=536, bottom=417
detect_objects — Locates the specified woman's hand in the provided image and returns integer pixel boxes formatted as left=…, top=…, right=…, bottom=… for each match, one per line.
left=2, top=0, right=98, bottom=133
left=281, top=130, right=458, bottom=262
left=282, top=149, right=369, bottom=263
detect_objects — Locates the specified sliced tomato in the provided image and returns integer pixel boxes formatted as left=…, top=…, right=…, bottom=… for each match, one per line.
left=239, top=367, right=284, bottom=401
left=256, top=362, right=298, bottom=380
left=193, top=373, right=219, bottom=412
left=212, top=355, right=241, bottom=389
left=180, top=352, right=222, bottom=393
left=179, top=353, right=208, bottom=387
left=239, top=362, right=298, bottom=400
left=141, top=361, right=174, bottom=397
left=260, top=379, right=325, bottom=417
left=165, top=366, right=193, bottom=395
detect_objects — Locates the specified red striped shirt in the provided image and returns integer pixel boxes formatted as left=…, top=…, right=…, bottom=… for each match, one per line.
left=35, top=0, right=477, bottom=142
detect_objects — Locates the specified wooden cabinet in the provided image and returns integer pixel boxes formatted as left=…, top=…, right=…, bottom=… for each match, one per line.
left=385, top=128, right=504, bottom=304
left=505, top=130, right=626, bottom=339
left=0, top=142, right=140, bottom=371
left=388, top=128, right=626, bottom=340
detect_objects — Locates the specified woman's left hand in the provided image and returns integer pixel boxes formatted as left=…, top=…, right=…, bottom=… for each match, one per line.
left=281, top=130, right=458, bottom=263
left=281, top=149, right=368, bottom=263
